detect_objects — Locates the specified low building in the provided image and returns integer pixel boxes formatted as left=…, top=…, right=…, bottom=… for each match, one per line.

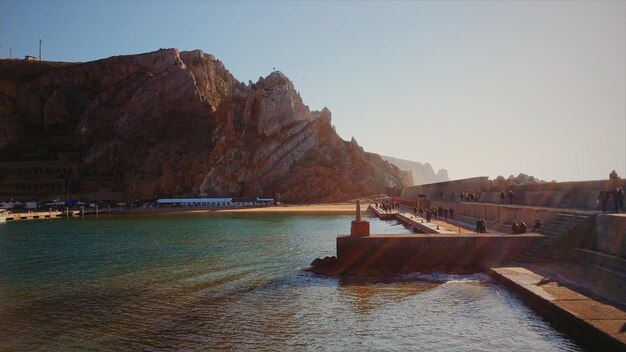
left=0, top=159, right=77, bottom=201
left=256, top=197, right=274, bottom=205
left=156, top=197, right=274, bottom=207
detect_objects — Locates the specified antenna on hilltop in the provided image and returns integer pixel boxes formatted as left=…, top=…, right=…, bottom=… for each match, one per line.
left=39, top=35, right=42, bottom=61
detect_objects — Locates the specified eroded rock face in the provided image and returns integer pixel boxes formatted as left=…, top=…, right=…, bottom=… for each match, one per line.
left=0, top=49, right=408, bottom=202
left=381, top=155, right=449, bottom=186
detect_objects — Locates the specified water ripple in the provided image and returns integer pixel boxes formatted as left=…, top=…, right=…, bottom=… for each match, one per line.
left=0, top=214, right=582, bottom=351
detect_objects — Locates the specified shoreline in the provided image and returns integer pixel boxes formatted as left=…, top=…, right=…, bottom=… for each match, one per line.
left=87, top=203, right=363, bottom=216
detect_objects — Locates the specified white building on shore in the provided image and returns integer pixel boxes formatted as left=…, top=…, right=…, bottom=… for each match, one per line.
left=156, top=197, right=274, bottom=207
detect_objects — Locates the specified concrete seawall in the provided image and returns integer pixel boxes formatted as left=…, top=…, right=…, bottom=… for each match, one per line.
left=336, top=233, right=542, bottom=274
left=402, top=177, right=626, bottom=211
left=488, top=266, right=626, bottom=351
left=594, top=215, right=626, bottom=257
left=336, top=202, right=626, bottom=349
left=428, top=201, right=564, bottom=227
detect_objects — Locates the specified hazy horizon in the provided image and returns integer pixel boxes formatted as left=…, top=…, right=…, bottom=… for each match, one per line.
left=1, top=0, right=624, bottom=183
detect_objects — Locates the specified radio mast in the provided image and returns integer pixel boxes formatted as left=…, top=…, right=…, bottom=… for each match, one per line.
left=39, top=35, right=42, bottom=60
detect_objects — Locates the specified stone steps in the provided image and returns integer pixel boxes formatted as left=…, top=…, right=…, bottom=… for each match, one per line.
left=518, top=213, right=591, bottom=262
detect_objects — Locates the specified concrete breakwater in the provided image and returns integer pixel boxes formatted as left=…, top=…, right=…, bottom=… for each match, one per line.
left=488, top=265, right=626, bottom=351
left=331, top=204, right=542, bottom=274
left=336, top=233, right=542, bottom=274
left=402, top=176, right=626, bottom=211
left=328, top=203, right=626, bottom=350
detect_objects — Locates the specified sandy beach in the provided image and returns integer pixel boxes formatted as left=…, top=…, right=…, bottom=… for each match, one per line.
left=95, top=202, right=364, bottom=216
left=215, top=202, right=362, bottom=214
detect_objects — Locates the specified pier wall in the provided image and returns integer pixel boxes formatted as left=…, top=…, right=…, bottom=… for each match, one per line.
left=423, top=202, right=625, bottom=259
left=428, top=200, right=561, bottom=227
left=336, top=234, right=542, bottom=274
left=402, top=178, right=626, bottom=211
left=590, top=215, right=626, bottom=258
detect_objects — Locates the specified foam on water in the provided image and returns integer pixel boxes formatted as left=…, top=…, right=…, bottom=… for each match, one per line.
left=415, top=272, right=493, bottom=284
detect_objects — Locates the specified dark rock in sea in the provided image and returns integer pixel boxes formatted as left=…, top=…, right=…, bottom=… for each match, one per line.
left=306, top=256, right=340, bottom=276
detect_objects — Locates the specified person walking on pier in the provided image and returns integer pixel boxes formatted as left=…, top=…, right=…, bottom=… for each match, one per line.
left=531, top=219, right=542, bottom=232
left=426, top=209, right=432, bottom=222
left=598, top=189, right=609, bottom=213
left=512, top=221, right=519, bottom=234
left=476, top=218, right=486, bottom=233
left=449, top=207, right=454, bottom=220
left=614, top=187, right=624, bottom=213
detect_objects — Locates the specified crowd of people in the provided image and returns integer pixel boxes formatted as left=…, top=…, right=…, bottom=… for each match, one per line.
left=457, top=189, right=516, bottom=203
left=460, top=191, right=481, bottom=202
left=412, top=206, right=455, bottom=222
left=374, top=201, right=400, bottom=213
left=373, top=182, right=624, bottom=233
left=430, top=185, right=623, bottom=213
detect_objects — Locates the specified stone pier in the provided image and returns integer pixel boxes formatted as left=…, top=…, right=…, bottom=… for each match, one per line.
left=336, top=233, right=542, bottom=274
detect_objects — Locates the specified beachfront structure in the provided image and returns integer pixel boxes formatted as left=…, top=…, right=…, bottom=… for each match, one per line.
left=156, top=197, right=274, bottom=207
left=1, top=201, right=23, bottom=209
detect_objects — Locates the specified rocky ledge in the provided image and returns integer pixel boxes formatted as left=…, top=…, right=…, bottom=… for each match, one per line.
left=305, top=256, right=341, bottom=276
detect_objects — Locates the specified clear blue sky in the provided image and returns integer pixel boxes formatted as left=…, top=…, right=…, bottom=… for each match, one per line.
left=1, top=0, right=624, bottom=182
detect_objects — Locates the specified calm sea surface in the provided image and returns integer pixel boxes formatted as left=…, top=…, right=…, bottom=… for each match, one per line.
left=0, top=213, right=581, bottom=351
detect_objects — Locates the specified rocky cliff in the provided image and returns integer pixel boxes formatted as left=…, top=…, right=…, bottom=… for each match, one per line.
left=381, top=156, right=449, bottom=185
left=0, top=49, right=409, bottom=202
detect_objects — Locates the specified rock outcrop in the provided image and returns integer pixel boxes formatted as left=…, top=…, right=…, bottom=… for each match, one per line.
left=381, top=155, right=449, bottom=185
left=493, top=173, right=548, bottom=186
left=0, top=49, right=409, bottom=202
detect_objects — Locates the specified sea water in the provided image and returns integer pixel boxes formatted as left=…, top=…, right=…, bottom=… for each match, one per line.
left=0, top=213, right=581, bottom=351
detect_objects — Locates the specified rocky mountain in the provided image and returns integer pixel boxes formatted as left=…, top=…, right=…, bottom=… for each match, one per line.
left=381, top=156, right=449, bottom=185
left=0, top=49, right=410, bottom=202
